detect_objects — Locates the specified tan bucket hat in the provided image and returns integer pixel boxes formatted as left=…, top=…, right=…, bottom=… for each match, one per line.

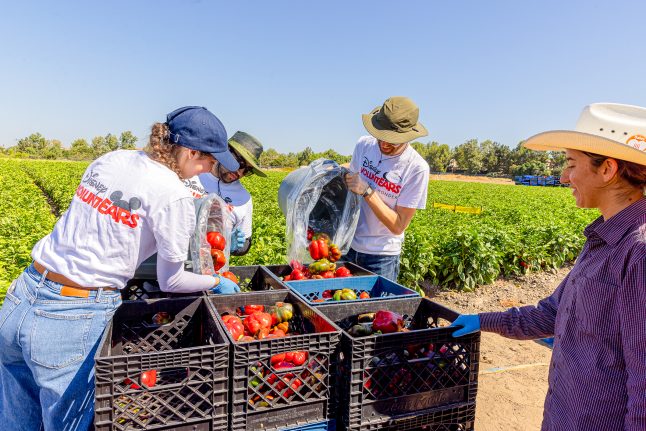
left=228, top=131, right=267, bottom=177
left=362, top=96, right=428, bottom=145
left=523, top=103, right=646, bottom=166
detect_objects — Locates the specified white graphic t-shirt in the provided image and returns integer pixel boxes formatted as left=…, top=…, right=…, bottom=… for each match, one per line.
left=31, top=150, right=195, bottom=288
left=184, top=175, right=253, bottom=239
left=349, top=136, right=430, bottom=255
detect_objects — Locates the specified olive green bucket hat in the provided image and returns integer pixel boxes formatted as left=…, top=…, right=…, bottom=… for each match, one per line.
left=362, top=96, right=428, bottom=144
left=228, top=131, right=267, bottom=177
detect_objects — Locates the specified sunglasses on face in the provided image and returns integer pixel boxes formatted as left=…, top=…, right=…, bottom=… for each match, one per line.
left=220, top=154, right=253, bottom=178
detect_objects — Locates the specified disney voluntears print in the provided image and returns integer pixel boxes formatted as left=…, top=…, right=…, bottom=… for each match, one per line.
left=31, top=150, right=196, bottom=289
left=74, top=184, right=142, bottom=228
left=349, top=135, right=430, bottom=255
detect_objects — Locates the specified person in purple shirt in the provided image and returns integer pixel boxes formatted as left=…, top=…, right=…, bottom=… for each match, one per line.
left=451, top=103, right=646, bottom=431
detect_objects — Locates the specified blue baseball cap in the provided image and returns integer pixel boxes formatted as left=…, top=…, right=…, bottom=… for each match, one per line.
left=166, top=106, right=240, bottom=172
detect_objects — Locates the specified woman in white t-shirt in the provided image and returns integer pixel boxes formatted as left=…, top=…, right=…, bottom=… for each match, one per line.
left=0, top=106, right=240, bottom=430
left=186, top=131, right=267, bottom=256
left=344, top=97, right=430, bottom=281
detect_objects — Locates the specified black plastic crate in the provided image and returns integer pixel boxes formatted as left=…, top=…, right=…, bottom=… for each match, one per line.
left=121, top=266, right=286, bottom=301
left=120, top=279, right=201, bottom=301
left=207, top=291, right=341, bottom=431
left=265, top=261, right=374, bottom=280
left=94, top=297, right=229, bottom=431
left=356, top=402, right=476, bottom=431
left=316, top=298, right=480, bottom=431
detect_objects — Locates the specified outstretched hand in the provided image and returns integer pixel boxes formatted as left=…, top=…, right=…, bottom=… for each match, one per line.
left=212, top=275, right=240, bottom=294
left=449, top=314, right=480, bottom=337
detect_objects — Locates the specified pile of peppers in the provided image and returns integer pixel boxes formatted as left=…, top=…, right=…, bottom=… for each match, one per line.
left=221, top=302, right=295, bottom=342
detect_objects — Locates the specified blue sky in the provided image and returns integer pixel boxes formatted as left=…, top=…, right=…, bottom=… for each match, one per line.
left=1, top=0, right=645, bottom=154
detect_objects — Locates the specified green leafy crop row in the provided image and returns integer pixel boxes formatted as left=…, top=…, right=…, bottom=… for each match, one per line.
left=1, top=159, right=597, bottom=303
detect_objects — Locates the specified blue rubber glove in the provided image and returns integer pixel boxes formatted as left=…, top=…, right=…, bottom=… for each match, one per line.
left=450, top=314, right=480, bottom=337
left=229, top=228, right=246, bottom=252
left=211, top=275, right=240, bottom=294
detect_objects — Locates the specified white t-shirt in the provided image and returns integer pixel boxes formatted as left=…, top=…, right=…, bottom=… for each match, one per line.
left=349, top=136, right=430, bottom=255
left=185, top=175, right=253, bottom=239
left=32, top=150, right=196, bottom=289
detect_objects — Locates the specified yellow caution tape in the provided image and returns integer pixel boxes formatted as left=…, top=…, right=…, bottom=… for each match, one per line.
left=433, top=202, right=482, bottom=214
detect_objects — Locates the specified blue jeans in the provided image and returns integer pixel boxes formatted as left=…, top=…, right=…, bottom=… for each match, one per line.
left=0, top=264, right=121, bottom=431
left=343, top=248, right=400, bottom=282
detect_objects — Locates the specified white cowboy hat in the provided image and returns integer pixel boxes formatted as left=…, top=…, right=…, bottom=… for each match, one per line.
left=523, top=103, right=646, bottom=166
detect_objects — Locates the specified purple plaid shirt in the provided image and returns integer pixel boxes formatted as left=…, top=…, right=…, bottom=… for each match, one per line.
left=480, top=197, right=646, bottom=431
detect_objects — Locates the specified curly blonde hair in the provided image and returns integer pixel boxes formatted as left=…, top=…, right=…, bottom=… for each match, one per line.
left=144, top=122, right=183, bottom=177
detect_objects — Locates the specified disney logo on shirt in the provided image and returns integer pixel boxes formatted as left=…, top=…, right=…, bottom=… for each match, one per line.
left=82, top=170, right=108, bottom=194
left=183, top=178, right=205, bottom=199
left=363, top=157, right=382, bottom=175
left=75, top=184, right=141, bottom=228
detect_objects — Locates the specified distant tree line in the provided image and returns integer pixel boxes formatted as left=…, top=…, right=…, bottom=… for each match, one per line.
left=259, top=147, right=351, bottom=168
left=1, top=133, right=565, bottom=177
left=1, top=132, right=138, bottom=160
left=410, top=139, right=567, bottom=177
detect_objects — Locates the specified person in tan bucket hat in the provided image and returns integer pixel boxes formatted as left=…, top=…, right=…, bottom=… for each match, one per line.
left=343, top=96, right=431, bottom=281
left=450, top=103, right=646, bottom=431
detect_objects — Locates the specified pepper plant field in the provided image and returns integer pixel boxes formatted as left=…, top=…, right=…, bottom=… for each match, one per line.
left=0, top=158, right=599, bottom=304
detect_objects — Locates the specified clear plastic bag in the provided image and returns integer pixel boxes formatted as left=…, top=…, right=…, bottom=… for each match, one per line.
left=190, top=193, right=233, bottom=275
left=283, top=158, right=361, bottom=264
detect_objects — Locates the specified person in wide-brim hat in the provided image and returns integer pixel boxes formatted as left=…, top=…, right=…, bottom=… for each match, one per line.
left=228, top=131, right=267, bottom=178
left=362, top=96, right=429, bottom=144
left=523, top=102, right=646, bottom=166
left=343, top=96, right=431, bottom=283
left=450, top=103, right=646, bottom=431
left=187, top=130, right=268, bottom=257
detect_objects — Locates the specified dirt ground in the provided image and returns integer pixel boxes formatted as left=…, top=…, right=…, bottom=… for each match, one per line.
left=430, top=173, right=515, bottom=185
left=422, top=266, right=570, bottom=431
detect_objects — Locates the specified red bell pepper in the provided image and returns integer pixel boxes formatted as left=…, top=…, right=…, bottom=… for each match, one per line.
left=372, top=310, right=404, bottom=334
left=140, top=369, right=157, bottom=388
left=206, top=231, right=226, bottom=250
left=270, top=353, right=286, bottom=365
left=334, top=267, right=352, bottom=277
left=321, top=270, right=335, bottom=279
left=237, top=304, right=265, bottom=316
left=211, top=248, right=226, bottom=271
left=283, top=377, right=303, bottom=398
left=290, top=269, right=306, bottom=280
left=287, top=351, right=308, bottom=366
left=308, top=239, right=329, bottom=260
left=222, top=314, right=245, bottom=341
left=243, top=311, right=273, bottom=335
